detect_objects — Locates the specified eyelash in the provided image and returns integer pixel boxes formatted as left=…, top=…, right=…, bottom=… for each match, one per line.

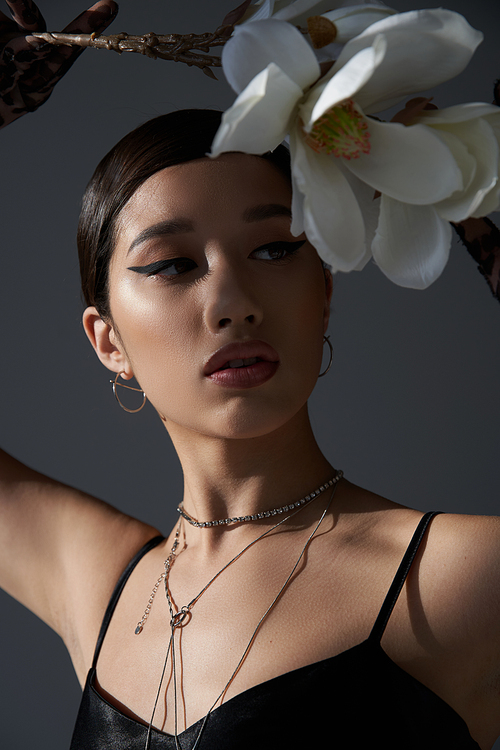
left=127, top=240, right=306, bottom=279
left=128, top=258, right=196, bottom=277
left=251, top=240, right=305, bottom=262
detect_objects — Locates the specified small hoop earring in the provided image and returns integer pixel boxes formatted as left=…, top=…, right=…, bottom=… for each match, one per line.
left=318, top=335, right=333, bottom=377
left=110, top=372, right=147, bottom=413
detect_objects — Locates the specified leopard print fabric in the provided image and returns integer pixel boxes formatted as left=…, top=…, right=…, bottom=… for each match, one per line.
left=0, top=0, right=118, bottom=128
left=452, top=81, right=500, bottom=303
left=453, top=217, right=500, bottom=302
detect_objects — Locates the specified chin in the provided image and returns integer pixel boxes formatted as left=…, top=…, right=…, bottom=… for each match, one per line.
left=162, top=398, right=310, bottom=442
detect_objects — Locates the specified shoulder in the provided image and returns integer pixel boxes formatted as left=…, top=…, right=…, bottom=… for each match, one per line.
left=337, top=482, right=500, bottom=587
left=0, top=451, right=163, bottom=647
left=406, top=513, right=500, bottom=741
left=0, top=451, right=163, bottom=683
left=419, top=512, right=500, bottom=595
left=331, top=481, right=500, bottom=730
left=418, top=512, right=500, bottom=631
left=377, top=510, right=500, bottom=719
left=370, top=507, right=500, bottom=633
left=335, top=482, right=500, bottom=641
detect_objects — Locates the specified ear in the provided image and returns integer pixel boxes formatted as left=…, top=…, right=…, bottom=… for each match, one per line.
left=323, top=267, right=333, bottom=334
left=82, top=306, right=134, bottom=380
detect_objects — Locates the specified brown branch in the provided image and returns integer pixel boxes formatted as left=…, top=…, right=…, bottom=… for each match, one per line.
left=31, top=22, right=310, bottom=76
left=31, top=25, right=235, bottom=75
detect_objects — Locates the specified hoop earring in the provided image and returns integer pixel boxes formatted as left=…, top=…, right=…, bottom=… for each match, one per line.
left=110, top=372, right=147, bottom=413
left=318, top=335, right=333, bottom=378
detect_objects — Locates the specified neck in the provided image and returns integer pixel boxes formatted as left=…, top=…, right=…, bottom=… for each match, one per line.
left=164, top=406, right=336, bottom=549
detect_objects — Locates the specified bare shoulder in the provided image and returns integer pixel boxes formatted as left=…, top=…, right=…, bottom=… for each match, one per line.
left=335, top=487, right=500, bottom=746
left=346, top=486, right=500, bottom=673
left=333, top=480, right=500, bottom=633
left=417, top=511, right=500, bottom=629
left=336, top=479, right=500, bottom=570
left=403, top=512, right=500, bottom=744
left=426, top=510, right=500, bottom=560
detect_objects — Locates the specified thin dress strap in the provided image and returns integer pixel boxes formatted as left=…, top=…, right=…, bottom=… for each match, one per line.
left=91, top=534, right=165, bottom=669
left=369, top=511, right=442, bottom=643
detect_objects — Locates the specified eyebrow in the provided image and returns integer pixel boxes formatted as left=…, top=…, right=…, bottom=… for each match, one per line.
left=242, top=203, right=292, bottom=223
left=126, top=204, right=292, bottom=255
left=127, top=218, right=195, bottom=255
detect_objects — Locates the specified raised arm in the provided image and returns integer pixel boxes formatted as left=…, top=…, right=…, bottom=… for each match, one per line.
left=0, top=0, right=118, bottom=128
left=0, top=447, right=160, bottom=676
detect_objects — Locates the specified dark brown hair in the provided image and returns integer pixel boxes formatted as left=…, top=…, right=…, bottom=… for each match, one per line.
left=77, top=109, right=292, bottom=319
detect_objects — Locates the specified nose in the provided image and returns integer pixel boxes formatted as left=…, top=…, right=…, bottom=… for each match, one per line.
left=203, top=259, right=264, bottom=332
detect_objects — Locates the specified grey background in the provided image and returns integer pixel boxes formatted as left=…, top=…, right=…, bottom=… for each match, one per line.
left=0, top=0, right=499, bottom=747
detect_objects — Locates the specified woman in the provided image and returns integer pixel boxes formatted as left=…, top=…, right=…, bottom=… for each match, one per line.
left=0, top=105, right=499, bottom=749
left=1, top=2, right=500, bottom=749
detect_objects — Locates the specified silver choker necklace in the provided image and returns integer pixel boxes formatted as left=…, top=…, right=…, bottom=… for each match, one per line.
left=177, top=470, right=343, bottom=528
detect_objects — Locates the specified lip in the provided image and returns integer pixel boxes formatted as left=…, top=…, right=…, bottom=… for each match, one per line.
left=204, top=340, right=280, bottom=388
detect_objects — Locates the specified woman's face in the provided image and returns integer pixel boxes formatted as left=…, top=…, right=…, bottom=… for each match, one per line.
left=102, top=153, right=331, bottom=440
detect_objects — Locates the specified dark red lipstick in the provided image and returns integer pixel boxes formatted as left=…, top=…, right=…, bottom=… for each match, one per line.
left=204, top=341, right=279, bottom=388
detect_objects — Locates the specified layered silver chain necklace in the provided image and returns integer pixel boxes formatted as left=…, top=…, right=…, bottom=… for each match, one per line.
left=135, top=470, right=343, bottom=750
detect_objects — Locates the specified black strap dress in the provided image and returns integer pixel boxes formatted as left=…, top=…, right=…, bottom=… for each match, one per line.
left=70, top=511, right=481, bottom=749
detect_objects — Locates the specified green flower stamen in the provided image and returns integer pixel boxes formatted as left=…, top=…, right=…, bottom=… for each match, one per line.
left=304, top=99, right=371, bottom=160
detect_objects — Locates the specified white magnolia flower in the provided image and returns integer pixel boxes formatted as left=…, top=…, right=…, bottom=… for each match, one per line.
left=239, top=0, right=397, bottom=60
left=410, top=103, right=500, bottom=222
left=211, top=11, right=485, bottom=288
left=369, top=101, right=500, bottom=286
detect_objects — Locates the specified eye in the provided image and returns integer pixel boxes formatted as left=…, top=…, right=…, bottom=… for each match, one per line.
left=127, top=258, right=197, bottom=278
left=251, top=240, right=306, bottom=261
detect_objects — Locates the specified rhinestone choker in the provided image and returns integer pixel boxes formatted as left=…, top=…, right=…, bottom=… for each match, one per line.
left=177, top=470, right=343, bottom=528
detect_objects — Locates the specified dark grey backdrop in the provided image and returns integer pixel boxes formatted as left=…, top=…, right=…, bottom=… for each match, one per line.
left=0, top=0, right=499, bottom=747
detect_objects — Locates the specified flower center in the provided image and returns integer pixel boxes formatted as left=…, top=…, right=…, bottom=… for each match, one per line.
left=304, top=100, right=371, bottom=159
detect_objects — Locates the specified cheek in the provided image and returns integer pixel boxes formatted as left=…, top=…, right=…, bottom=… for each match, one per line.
left=283, top=265, right=328, bottom=350
left=109, top=278, right=200, bottom=395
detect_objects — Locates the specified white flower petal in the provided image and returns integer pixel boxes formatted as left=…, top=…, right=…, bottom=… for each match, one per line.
left=414, top=102, right=500, bottom=125
left=321, top=5, right=397, bottom=44
left=430, top=109, right=500, bottom=218
left=301, top=35, right=386, bottom=127
left=290, top=168, right=306, bottom=237
left=471, top=185, right=500, bottom=218
left=433, top=118, right=499, bottom=222
left=428, top=127, right=476, bottom=200
left=222, top=19, right=319, bottom=95
left=344, top=117, right=462, bottom=204
left=333, top=9, right=483, bottom=113
left=210, top=64, right=302, bottom=157
left=470, top=110, right=500, bottom=215
left=372, top=195, right=452, bottom=288
left=239, top=0, right=275, bottom=23
left=290, top=128, right=366, bottom=271
left=338, top=162, right=380, bottom=268
left=412, top=106, right=500, bottom=219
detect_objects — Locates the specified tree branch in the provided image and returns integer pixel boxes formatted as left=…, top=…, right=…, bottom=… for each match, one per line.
left=31, top=25, right=235, bottom=76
